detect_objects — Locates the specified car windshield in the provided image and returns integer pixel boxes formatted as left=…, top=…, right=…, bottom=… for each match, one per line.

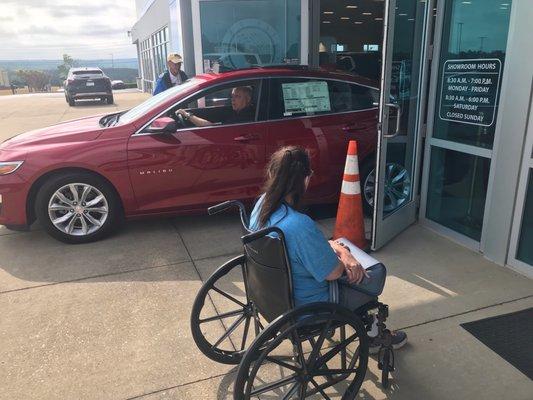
left=119, top=79, right=199, bottom=125
left=73, top=70, right=102, bottom=75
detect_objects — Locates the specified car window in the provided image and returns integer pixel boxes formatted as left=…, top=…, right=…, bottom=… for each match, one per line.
left=269, top=78, right=378, bottom=120
left=349, top=83, right=379, bottom=110
left=119, top=79, right=199, bottom=125
left=269, top=78, right=332, bottom=119
left=73, top=70, right=102, bottom=75
left=166, top=79, right=261, bottom=129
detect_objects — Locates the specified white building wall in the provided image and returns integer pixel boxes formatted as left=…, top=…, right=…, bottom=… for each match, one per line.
left=131, top=0, right=171, bottom=45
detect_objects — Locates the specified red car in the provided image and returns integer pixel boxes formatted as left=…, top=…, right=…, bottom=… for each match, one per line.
left=0, top=67, right=406, bottom=243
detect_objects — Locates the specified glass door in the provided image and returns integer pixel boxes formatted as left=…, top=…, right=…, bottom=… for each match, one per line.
left=420, top=0, right=513, bottom=249
left=372, top=0, right=433, bottom=250
left=508, top=96, right=533, bottom=278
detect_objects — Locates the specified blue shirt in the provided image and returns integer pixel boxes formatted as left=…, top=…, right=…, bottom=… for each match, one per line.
left=250, top=196, right=339, bottom=306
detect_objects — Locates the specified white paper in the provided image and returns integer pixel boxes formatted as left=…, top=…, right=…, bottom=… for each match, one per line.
left=336, top=237, right=380, bottom=270
left=281, top=81, right=331, bottom=115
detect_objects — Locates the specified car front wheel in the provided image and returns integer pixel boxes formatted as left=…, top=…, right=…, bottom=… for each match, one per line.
left=35, top=172, right=121, bottom=244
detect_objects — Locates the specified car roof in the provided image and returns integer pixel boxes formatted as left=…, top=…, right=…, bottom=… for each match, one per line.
left=69, top=67, right=103, bottom=72
left=195, top=66, right=378, bottom=89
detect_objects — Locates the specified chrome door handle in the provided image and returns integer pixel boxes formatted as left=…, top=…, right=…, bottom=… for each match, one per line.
left=342, top=123, right=360, bottom=132
left=234, top=133, right=260, bottom=142
left=383, top=103, right=401, bottom=138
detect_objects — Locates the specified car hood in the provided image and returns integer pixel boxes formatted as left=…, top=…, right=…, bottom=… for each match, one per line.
left=1, top=114, right=105, bottom=149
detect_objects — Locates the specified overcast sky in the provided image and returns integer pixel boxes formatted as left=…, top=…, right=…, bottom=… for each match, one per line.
left=0, top=0, right=138, bottom=60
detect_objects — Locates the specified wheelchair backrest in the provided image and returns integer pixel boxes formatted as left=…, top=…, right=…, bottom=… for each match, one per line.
left=242, top=227, right=294, bottom=323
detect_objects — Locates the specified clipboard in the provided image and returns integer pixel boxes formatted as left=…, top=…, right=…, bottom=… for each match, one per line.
left=335, top=237, right=380, bottom=270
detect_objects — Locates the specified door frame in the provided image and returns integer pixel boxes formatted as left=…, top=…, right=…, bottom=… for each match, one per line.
left=371, top=0, right=435, bottom=250
left=507, top=91, right=533, bottom=278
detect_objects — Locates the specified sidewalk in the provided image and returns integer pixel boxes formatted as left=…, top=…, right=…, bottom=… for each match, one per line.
left=3, top=213, right=531, bottom=399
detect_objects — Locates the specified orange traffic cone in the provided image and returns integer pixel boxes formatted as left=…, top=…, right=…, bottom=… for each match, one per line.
left=333, top=140, right=368, bottom=250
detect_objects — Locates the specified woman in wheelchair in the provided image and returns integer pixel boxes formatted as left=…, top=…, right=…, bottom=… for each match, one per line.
left=249, top=146, right=407, bottom=353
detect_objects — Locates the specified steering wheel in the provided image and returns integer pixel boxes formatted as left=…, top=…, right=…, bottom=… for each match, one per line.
left=176, top=112, right=185, bottom=127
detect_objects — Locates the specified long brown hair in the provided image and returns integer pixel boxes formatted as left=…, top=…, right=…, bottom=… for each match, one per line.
left=257, top=146, right=312, bottom=227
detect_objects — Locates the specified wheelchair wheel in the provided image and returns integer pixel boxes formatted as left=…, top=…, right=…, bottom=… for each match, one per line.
left=191, top=255, right=264, bottom=365
left=234, top=303, right=369, bottom=400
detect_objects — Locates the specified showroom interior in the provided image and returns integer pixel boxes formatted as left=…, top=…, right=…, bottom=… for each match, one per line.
left=131, top=0, right=532, bottom=278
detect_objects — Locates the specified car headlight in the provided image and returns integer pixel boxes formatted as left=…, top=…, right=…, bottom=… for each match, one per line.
left=0, top=161, right=24, bottom=175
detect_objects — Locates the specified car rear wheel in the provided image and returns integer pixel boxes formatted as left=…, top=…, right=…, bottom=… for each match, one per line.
left=360, top=159, right=411, bottom=215
left=106, top=95, right=114, bottom=105
left=35, top=172, right=121, bottom=244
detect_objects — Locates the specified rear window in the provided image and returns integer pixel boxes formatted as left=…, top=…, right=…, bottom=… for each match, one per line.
left=73, top=70, right=102, bottom=75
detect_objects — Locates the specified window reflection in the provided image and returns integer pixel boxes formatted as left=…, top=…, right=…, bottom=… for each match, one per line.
left=433, top=0, right=512, bottom=149
left=200, top=0, right=301, bottom=72
left=319, top=0, right=384, bottom=81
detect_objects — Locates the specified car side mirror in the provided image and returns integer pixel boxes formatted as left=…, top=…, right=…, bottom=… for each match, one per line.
left=146, top=117, right=177, bottom=133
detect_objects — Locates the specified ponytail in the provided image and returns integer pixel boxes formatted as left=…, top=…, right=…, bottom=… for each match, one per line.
left=258, top=146, right=311, bottom=227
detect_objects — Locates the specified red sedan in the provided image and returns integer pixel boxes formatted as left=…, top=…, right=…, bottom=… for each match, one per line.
left=0, top=67, right=404, bottom=243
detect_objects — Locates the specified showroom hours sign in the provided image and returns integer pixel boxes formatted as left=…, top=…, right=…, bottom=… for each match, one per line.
left=439, top=59, right=502, bottom=127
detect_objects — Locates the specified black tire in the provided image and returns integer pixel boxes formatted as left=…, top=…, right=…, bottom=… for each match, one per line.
left=34, top=172, right=122, bottom=244
left=107, top=95, right=114, bottom=104
left=68, top=96, right=75, bottom=106
left=234, top=303, right=369, bottom=400
left=359, top=158, right=375, bottom=216
left=191, top=255, right=263, bottom=365
left=64, top=94, right=69, bottom=104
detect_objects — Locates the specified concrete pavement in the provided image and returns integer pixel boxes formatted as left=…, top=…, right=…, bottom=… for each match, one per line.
left=0, top=93, right=532, bottom=399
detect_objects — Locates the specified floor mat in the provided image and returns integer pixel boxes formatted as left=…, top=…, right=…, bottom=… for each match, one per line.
left=461, top=307, right=533, bottom=380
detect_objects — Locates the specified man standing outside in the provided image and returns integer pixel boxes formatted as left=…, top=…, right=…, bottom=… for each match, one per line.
left=153, top=53, right=188, bottom=95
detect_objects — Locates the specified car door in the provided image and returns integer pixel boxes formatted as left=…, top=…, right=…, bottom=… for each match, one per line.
left=127, top=79, right=267, bottom=213
left=264, top=76, right=378, bottom=204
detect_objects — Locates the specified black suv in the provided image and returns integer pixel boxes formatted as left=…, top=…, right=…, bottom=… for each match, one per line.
left=64, top=67, right=113, bottom=106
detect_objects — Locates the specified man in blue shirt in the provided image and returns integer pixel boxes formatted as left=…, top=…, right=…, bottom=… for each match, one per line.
left=153, top=53, right=188, bottom=95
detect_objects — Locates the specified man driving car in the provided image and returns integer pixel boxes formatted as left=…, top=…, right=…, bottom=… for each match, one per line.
left=176, top=86, right=254, bottom=127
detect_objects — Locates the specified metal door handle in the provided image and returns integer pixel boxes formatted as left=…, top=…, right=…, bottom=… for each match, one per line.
left=342, top=123, right=361, bottom=132
left=383, top=103, right=401, bottom=138
left=234, top=133, right=260, bottom=142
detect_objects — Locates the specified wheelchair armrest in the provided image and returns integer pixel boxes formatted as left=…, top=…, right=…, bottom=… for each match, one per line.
left=241, top=226, right=285, bottom=244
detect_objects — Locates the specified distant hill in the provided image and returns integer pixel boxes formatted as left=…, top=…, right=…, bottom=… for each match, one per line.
left=1, top=59, right=140, bottom=85
left=0, top=58, right=139, bottom=71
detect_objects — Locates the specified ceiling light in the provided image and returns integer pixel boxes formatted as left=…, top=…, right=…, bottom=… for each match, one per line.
left=322, top=21, right=331, bottom=23
left=323, top=11, right=334, bottom=14
left=375, top=17, right=383, bottom=21
left=340, top=17, right=350, bottom=20
left=408, top=18, right=415, bottom=21
left=398, top=13, right=407, bottom=16
left=462, top=1, right=472, bottom=4
left=501, top=2, right=510, bottom=5
left=362, top=12, right=372, bottom=15
left=354, top=21, right=364, bottom=24
left=346, top=5, right=358, bottom=9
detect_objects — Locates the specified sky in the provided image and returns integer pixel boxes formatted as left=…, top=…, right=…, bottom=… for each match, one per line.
left=0, top=0, right=138, bottom=60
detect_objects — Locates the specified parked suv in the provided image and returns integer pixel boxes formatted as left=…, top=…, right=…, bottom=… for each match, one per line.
left=64, top=67, right=113, bottom=106
left=0, top=66, right=409, bottom=243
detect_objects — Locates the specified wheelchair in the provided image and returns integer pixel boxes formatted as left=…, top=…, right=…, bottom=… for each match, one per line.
left=190, top=200, right=396, bottom=399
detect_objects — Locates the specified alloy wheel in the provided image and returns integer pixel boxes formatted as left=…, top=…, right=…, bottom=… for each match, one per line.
left=48, top=183, right=109, bottom=236
left=363, top=163, right=411, bottom=213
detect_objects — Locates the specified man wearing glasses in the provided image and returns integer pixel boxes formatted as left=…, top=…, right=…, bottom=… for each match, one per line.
left=153, top=53, right=188, bottom=95
left=176, top=86, right=255, bottom=127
